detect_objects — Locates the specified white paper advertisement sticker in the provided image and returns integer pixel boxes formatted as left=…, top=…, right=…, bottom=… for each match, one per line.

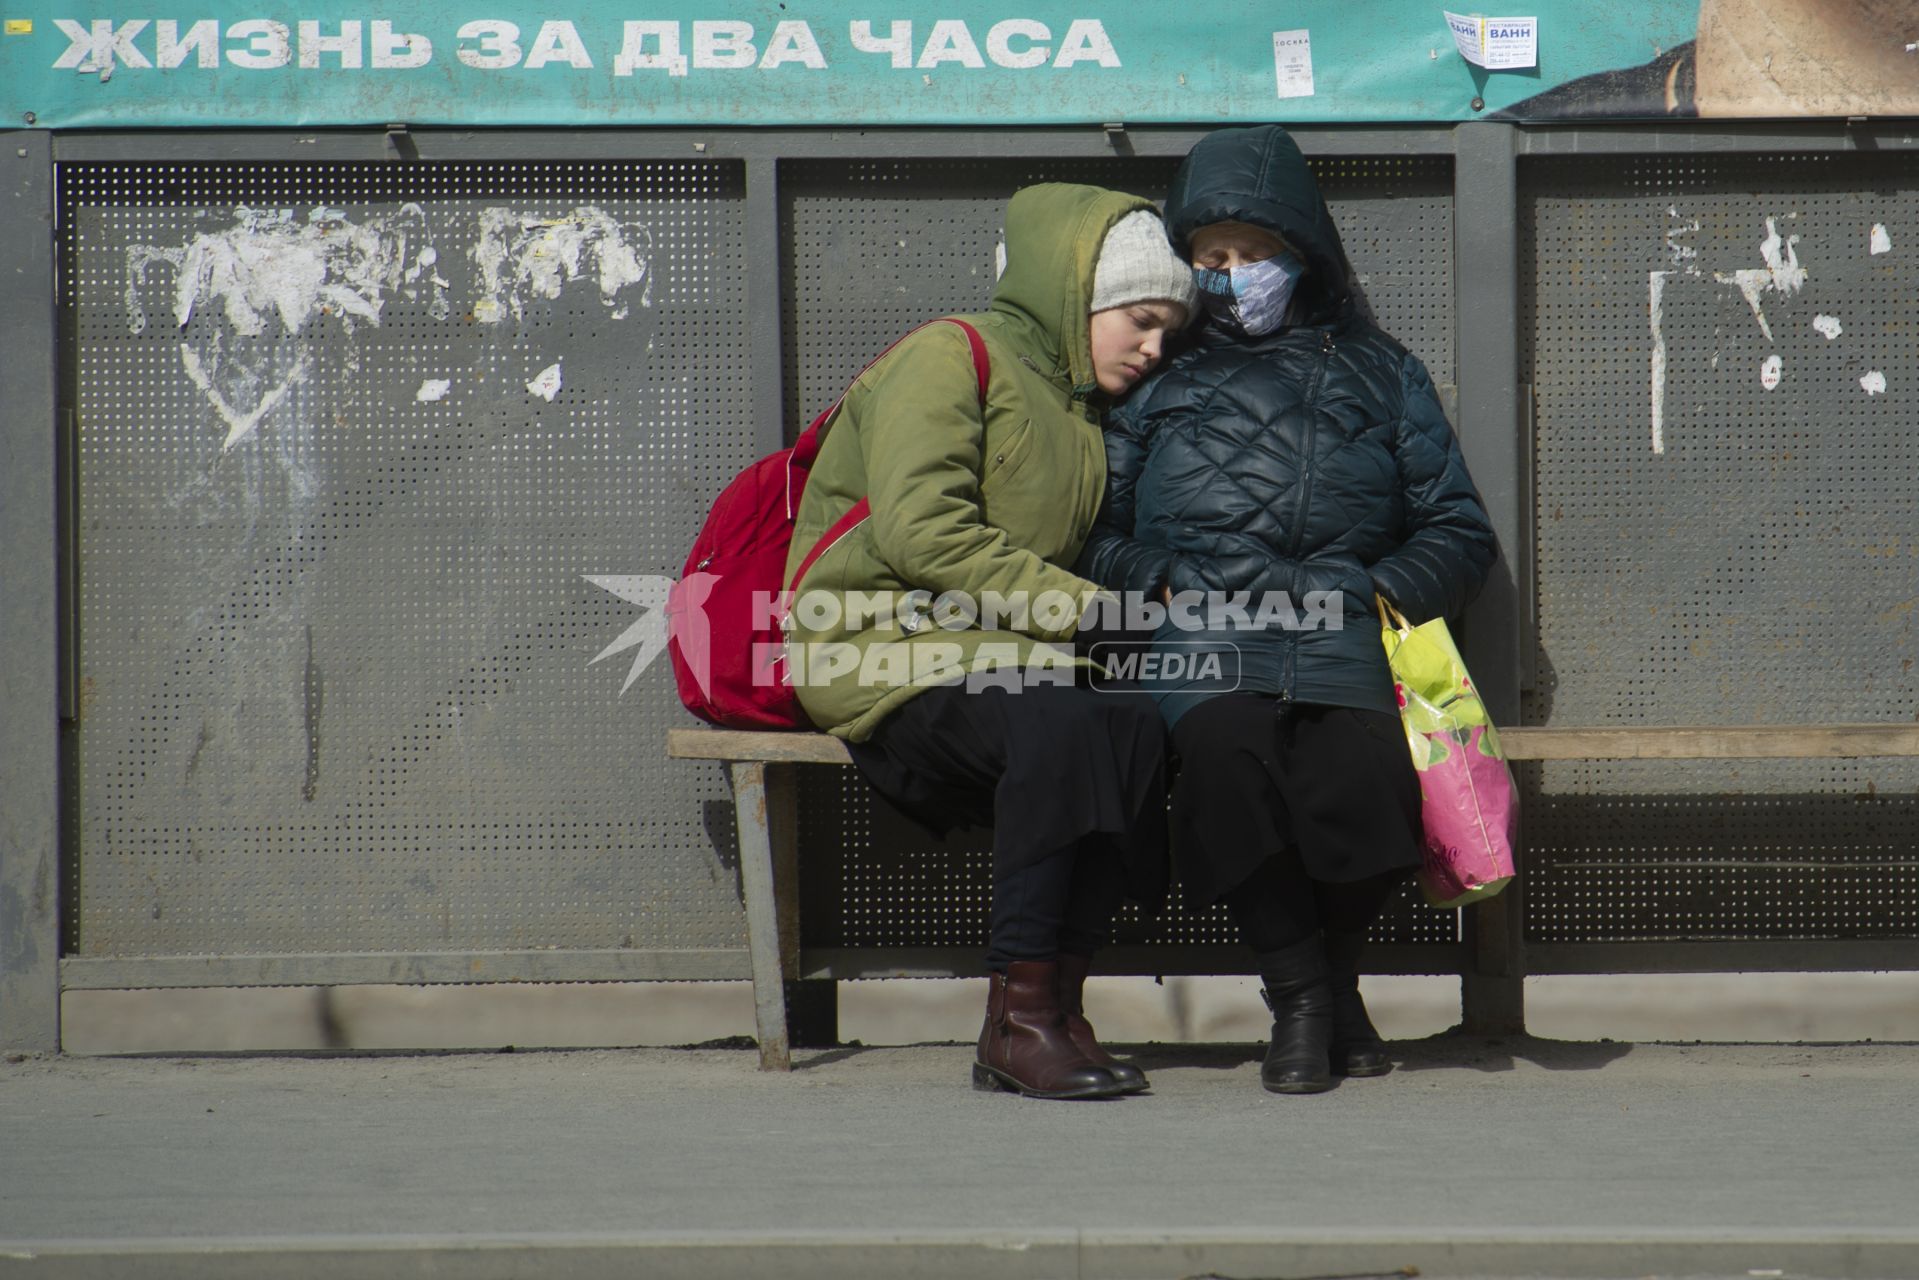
left=1273, top=29, right=1315, bottom=99
left=1443, top=12, right=1538, bottom=70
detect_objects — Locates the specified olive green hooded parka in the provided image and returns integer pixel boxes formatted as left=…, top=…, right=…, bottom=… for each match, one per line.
left=785, top=183, right=1159, bottom=741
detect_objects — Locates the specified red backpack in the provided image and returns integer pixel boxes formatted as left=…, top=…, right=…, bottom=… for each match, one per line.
left=668, top=318, right=990, bottom=729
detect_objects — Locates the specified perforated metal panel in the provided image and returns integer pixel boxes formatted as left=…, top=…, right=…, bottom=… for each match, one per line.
left=64, top=161, right=753, bottom=958
left=784, top=156, right=1459, bottom=953
left=1521, top=153, right=1919, bottom=944
left=783, top=155, right=1456, bottom=420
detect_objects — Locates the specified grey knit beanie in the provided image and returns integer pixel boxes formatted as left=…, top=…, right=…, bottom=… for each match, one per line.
left=1090, top=210, right=1198, bottom=320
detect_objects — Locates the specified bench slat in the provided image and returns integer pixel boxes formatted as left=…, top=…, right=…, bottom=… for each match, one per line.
left=668, top=728, right=852, bottom=764
left=1500, top=724, right=1919, bottom=759
left=672, top=724, right=1919, bottom=763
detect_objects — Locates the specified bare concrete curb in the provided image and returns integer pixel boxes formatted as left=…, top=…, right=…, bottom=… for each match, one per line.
left=5, top=1229, right=1917, bottom=1280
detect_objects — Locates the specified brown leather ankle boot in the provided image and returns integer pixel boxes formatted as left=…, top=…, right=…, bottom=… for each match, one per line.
left=1055, top=952, right=1149, bottom=1093
left=974, top=960, right=1125, bottom=1099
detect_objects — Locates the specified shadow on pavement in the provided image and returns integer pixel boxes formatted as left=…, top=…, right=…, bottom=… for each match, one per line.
left=1388, top=1028, right=1636, bottom=1073
left=1102, top=1032, right=1637, bottom=1075
left=782, top=1034, right=1639, bottom=1076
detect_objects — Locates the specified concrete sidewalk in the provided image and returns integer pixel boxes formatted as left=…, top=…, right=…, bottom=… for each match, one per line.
left=3, top=1036, right=1917, bottom=1279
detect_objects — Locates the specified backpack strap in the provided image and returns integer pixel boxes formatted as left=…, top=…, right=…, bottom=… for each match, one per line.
left=784, top=319, right=989, bottom=595
left=786, top=318, right=989, bottom=519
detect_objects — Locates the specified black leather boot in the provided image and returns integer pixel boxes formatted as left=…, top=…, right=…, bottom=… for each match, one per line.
left=1056, top=952, right=1149, bottom=1094
left=1255, top=938, right=1335, bottom=1094
left=974, top=960, right=1126, bottom=1100
left=1323, top=930, right=1392, bottom=1077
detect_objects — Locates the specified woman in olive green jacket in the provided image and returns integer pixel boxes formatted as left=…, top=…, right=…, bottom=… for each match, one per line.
left=785, top=184, right=1195, bottom=1100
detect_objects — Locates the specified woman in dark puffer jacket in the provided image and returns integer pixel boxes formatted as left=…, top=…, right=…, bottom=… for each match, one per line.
left=1078, top=125, right=1497, bottom=1095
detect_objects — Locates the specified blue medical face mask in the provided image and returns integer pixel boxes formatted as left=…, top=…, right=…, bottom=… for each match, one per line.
left=1192, top=250, right=1305, bottom=337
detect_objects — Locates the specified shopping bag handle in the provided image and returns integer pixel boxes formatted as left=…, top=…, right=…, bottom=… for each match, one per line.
left=1375, top=593, right=1413, bottom=633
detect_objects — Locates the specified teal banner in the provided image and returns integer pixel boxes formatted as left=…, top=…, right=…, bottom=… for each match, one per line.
left=7, top=1, right=1877, bottom=130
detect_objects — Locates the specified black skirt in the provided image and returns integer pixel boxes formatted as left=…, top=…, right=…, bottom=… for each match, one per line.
left=1169, top=693, right=1422, bottom=909
left=845, top=680, right=1171, bottom=914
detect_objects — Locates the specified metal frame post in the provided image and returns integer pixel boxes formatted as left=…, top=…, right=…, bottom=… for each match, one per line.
left=1451, top=121, right=1527, bottom=1035
left=744, top=154, right=788, bottom=455
left=733, top=160, right=832, bottom=1059
left=0, top=130, right=63, bottom=1052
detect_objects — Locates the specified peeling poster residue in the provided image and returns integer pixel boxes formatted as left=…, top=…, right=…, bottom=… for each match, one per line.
left=1871, top=224, right=1892, bottom=255
left=127, top=204, right=449, bottom=449
left=1813, top=315, right=1843, bottom=340
left=526, top=362, right=563, bottom=401
left=1760, top=355, right=1782, bottom=390
left=1861, top=371, right=1887, bottom=396
left=471, top=206, right=653, bottom=324
left=127, top=204, right=447, bottom=339
left=1712, top=216, right=1806, bottom=343
left=416, top=379, right=451, bottom=402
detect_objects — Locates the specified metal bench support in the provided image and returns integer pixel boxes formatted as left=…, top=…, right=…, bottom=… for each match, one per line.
left=729, top=760, right=800, bottom=1070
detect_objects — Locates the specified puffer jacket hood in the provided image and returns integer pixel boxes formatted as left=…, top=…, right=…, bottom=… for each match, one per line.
left=1165, top=124, right=1356, bottom=329
left=1077, top=141, right=1496, bottom=727
left=991, top=182, right=1151, bottom=398
left=785, top=183, right=1156, bottom=742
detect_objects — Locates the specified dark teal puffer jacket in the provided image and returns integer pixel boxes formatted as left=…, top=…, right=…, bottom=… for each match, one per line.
left=1076, top=125, right=1497, bottom=726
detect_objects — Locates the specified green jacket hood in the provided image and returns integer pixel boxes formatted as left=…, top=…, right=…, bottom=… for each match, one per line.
left=1165, top=126, right=1356, bottom=328
left=990, top=183, right=1159, bottom=397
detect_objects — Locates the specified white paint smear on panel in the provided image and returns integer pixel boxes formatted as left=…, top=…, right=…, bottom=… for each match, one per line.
left=1649, top=270, right=1669, bottom=454
left=416, top=379, right=451, bottom=402
left=1861, top=371, right=1886, bottom=396
left=1812, top=314, right=1843, bottom=340
left=1760, top=354, right=1782, bottom=390
left=1712, top=216, right=1805, bottom=342
left=527, top=362, right=563, bottom=401
left=1871, top=224, right=1892, bottom=255
left=179, top=342, right=312, bottom=450
left=471, top=206, right=653, bottom=324
left=1648, top=209, right=1704, bottom=455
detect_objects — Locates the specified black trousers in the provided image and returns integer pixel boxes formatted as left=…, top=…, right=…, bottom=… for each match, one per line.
left=1221, top=852, right=1411, bottom=954
left=1171, top=693, right=1422, bottom=950
left=985, top=836, right=1128, bottom=969
left=847, top=679, right=1170, bottom=970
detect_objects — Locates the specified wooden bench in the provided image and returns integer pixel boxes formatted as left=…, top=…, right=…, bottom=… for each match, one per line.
left=668, top=724, right=1919, bottom=1069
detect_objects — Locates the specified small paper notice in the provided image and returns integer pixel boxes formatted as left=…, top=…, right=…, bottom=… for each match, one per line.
left=3, top=19, right=33, bottom=34
left=1444, top=12, right=1537, bottom=70
left=526, top=362, right=563, bottom=402
left=1273, top=29, right=1314, bottom=99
